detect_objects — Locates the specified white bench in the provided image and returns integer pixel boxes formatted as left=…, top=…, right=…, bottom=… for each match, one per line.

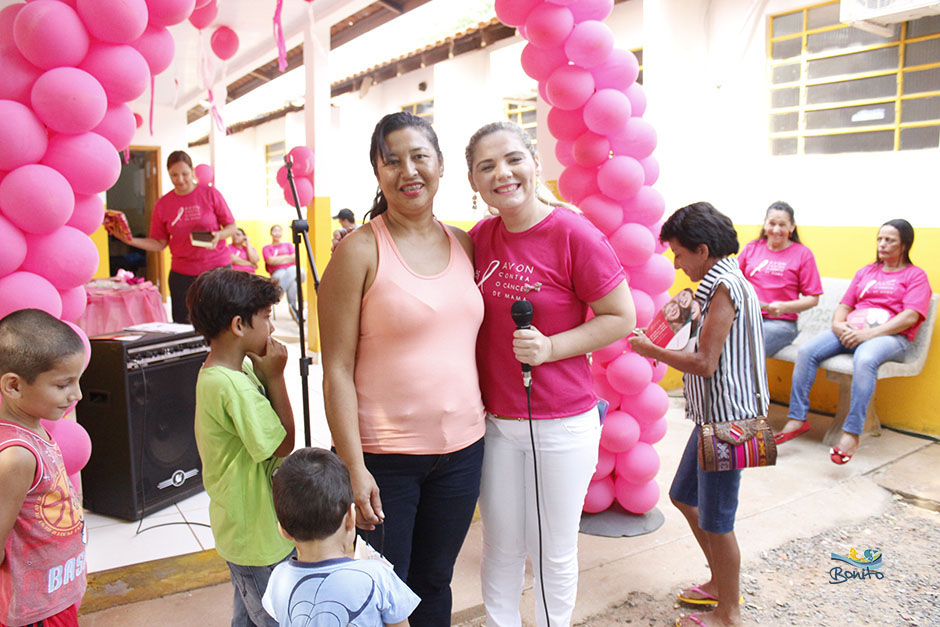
left=769, top=277, right=939, bottom=446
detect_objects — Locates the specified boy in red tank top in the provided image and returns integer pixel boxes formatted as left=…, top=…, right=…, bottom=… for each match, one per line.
left=0, top=310, right=87, bottom=627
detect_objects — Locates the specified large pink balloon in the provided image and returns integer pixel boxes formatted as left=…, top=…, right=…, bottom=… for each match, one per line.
left=62, top=320, right=91, bottom=369
left=592, top=48, right=640, bottom=91
left=546, top=65, right=594, bottom=111
left=622, top=186, right=665, bottom=226
left=640, top=155, right=660, bottom=186
left=572, top=132, right=611, bottom=168
left=583, top=475, right=615, bottom=513
left=284, top=176, right=313, bottom=207
left=554, top=140, right=575, bottom=167
left=92, top=102, right=136, bottom=152
left=615, top=476, right=659, bottom=514
left=77, top=0, right=148, bottom=44
left=13, top=0, right=89, bottom=69
left=579, top=193, right=622, bottom=236
left=556, top=165, right=599, bottom=206
left=592, top=370, right=620, bottom=406
left=0, top=100, right=48, bottom=171
left=583, top=89, right=632, bottom=137
left=638, top=415, right=667, bottom=445
left=276, top=165, right=289, bottom=188
left=621, top=381, right=670, bottom=423
left=625, top=82, right=648, bottom=117
left=607, top=352, right=652, bottom=396
left=288, top=145, right=315, bottom=177
left=600, top=410, right=640, bottom=453
left=546, top=106, right=587, bottom=141
left=592, top=446, right=616, bottom=481
left=610, top=118, right=657, bottom=160
left=188, top=0, right=217, bottom=29
left=630, top=288, right=655, bottom=329
left=570, top=0, right=614, bottom=22
left=628, top=253, right=675, bottom=295
left=41, top=132, right=121, bottom=195
left=0, top=5, right=24, bottom=54
left=609, top=223, right=655, bottom=268
left=494, top=0, right=541, bottom=27
left=616, top=442, right=660, bottom=484
left=147, top=0, right=196, bottom=27
left=592, top=337, right=628, bottom=365
left=564, top=20, right=613, bottom=69
left=520, top=43, right=568, bottom=82
left=130, top=24, right=175, bottom=75
left=210, top=25, right=238, bottom=60
left=67, top=193, right=106, bottom=235
left=31, top=67, right=107, bottom=134
left=0, top=271, right=62, bottom=319
left=22, top=226, right=99, bottom=289
left=0, top=214, right=27, bottom=276
left=194, top=163, right=214, bottom=185
left=0, top=46, right=42, bottom=105
left=597, top=156, right=644, bottom=201
left=524, top=3, right=573, bottom=49
left=0, top=164, right=74, bottom=234
left=52, top=418, right=92, bottom=475
left=59, top=285, right=87, bottom=322
left=80, top=42, right=150, bottom=104
left=650, top=358, right=668, bottom=383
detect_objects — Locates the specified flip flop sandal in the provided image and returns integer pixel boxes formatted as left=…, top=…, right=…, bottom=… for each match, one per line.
left=830, top=446, right=854, bottom=465
left=675, top=612, right=708, bottom=627
left=677, top=585, right=718, bottom=606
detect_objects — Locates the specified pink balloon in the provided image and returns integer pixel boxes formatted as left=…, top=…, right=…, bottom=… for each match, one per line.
left=600, top=409, right=640, bottom=453
left=188, top=0, right=216, bottom=29
left=276, top=165, right=289, bottom=188
left=194, top=0, right=212, bottom=7
left=639, top=415, right=668, bottom=445
left=520, top=43, right=568, bottom=82
left=59, top=285, right=87, bottom=322
left=609, top=223, right=655, bottom=268
left=546, top=65, right=594, bottom=110
left=651, top=290, right=672, bottom=314
left=616, top=442, right=660, bottom=484
left=130, top=24, right=175, bottom=75
left=546, top=106, right=587, bottom=142
left=22, top=226, right=99, bottom=289
left=67, top=193, right=106, bottom=235
left=284, top=176, right=313, bottom=207
left=583, top=89, right=632, bottom=137
left=31, top=67, right=107, bottom=134
left=0, top=46, right=42, bottom=105
left=0, top=164, right=74, bottom=234
left=494, top=0, right=540, bottom=27
left=0, top=214, right=27, bottom=276
left=572, top=132, right=611, bottom=168
left=640, top=155, right=660, bottom=186
left=41, top=132, right=121, bottom=195
left=610, top=118, right=657, bottom=160
left=62, top=320, right=91, bottom=369
left=622, top=186, right=665, bottom=225
left=210, top=25, right=238, bottom=60
left=592, top=337, right=627, bottom=365
left=625, top=82, right=648, bottom=117
left=615, top=476, right=659, bottom=514
left=0, top=271, right=62, bottom=319
left=288, top=145, right=315, bottom=177
left=79, top=42, right=150, bottom=104
left=570, top=0, right=614, bottom=22
left=597, top=156, right=644, bottom=201
left=194, top=163, right=214, bottom=185
left=579, top=193, right=622, bottom=236
left=592, top=48, right=640, bottom=91
left=0, top=5, right=24, bottom=55
left=77, top=0, right=147, bottom=44
left=524, top=3, right=573, bottom=49
left=592, top=446, right=616, bottom=481
left=628, top=252, right=675, bottom=295
left=653, top=219, right=669, bottom=253
left=92, top=102, right=136, bottom=151
left=564, top=20, right=613, bottom=69
left=630, top=288, right=655, bottom=329
left=148, top=0, right=196, bottom=27
left=621, top=381, right=670, bottom=423
left=556, top=165, right=599, bottom=207
left=650, top=358, right=668, bottom=383
left=607, top=352, right=652, bottom=396
left=51, top=418, right=92, bottom=475
left=133, top=112, right=144, bottom=128
left=13, top=0, right=89, bottom=69
left=583, top=475, right=615, bottom=513
left=0, top=100, right=48, bottom=171
left=554, top=140, right=575, bottom=167
left=592, top=370, right=620, bottom=406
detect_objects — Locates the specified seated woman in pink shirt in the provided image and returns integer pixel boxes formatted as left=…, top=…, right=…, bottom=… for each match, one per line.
left=229, top=228, right=258, bottom=273
left=263, top=225, right=305, bottom=322
left=738, top=201, right=822, bottom=358
left=779, top=219, right=932, bottom=463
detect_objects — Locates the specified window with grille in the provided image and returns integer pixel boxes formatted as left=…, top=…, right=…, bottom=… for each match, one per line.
left=265, top=141, right=286, bottom=207
left=401, top=100, right=434, bottom=124
left=768, top=1, right=940, bottom=155
left=506, top=97, right=537, bottom=145
left=633, top=47, right=644, bottom=85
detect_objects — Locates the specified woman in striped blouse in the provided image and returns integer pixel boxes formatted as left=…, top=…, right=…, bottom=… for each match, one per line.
left=629, top=202, right=768, bottom=627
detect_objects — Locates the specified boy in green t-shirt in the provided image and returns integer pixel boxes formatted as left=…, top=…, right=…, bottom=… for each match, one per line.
left=186, top=268, right=295, bottom=627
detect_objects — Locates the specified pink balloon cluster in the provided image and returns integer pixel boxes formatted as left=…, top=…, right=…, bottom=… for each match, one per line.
left=276, top=146, right=315, bottom=207
left=496, top=0, right=676, bottom=515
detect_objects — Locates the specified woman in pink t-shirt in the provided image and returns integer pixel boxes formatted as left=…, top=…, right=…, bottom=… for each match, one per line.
left=780, top=219, right=932, bottom=464
left=229, top=228, right=258, bottom=273
left=466, top=122, right=636, bottom=627
left=738, top=201, right=822, bottom=358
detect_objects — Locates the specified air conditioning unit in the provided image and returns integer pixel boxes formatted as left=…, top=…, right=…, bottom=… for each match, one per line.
left=841, top=0, right=940, bottom=37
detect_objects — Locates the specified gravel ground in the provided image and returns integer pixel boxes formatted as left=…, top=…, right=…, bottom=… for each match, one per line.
left=577, top=496, right=940, bottom=626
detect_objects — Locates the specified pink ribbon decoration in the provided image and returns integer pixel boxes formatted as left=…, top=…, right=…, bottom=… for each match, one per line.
left=273, top=0, right=287, bottom=72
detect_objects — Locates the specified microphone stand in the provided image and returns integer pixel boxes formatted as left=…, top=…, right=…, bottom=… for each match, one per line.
left=283, top=154, right=321, bottom=448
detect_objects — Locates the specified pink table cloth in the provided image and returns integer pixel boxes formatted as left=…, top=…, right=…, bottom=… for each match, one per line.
left=75, top=280, right=168, bottom=337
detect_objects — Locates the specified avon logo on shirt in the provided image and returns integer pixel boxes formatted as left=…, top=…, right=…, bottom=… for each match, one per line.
left=476, top=259, right=538, bottom=302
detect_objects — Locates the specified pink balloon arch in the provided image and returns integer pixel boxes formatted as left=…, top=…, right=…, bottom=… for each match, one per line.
left=276, top=145, right=316, bottom=207
left=496, top=0, right=675, bottom=517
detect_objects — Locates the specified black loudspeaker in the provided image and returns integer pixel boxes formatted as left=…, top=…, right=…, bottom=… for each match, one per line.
left=76, top=330, right=209, bottom=521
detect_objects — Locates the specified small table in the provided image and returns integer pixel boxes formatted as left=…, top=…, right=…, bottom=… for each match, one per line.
left=75, top=279, right=168, bottom=337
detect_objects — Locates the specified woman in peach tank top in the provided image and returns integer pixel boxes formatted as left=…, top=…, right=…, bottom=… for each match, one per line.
left=318, top=112, right=484, bottom=627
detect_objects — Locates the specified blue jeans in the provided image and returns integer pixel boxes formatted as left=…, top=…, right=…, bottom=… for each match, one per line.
left=788, top=330, right=909, bottom=434
left=359, top=438, right=484, bottom=627
left=763, top=318, right=798, bottom=357
left=669, top=426, right=741, bottom=534
left=227, top=550, right=293, bottom=627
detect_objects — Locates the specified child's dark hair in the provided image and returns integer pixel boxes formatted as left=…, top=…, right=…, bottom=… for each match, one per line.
left=0, top=309, right=85, bottom=383
left=186, top=268, right=282, bottom=340
left=273, top=447, right=353, bottom=542
left=660, top=201, right=739, bottom=258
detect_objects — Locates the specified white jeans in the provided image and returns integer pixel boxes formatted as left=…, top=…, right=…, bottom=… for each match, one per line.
left=479, top=409, right=601, bottom=627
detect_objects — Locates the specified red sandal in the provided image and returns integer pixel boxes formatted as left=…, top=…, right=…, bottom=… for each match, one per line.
left=830, top=446, right=854, bottom=465
left=774, top=420, right=810, bottom=444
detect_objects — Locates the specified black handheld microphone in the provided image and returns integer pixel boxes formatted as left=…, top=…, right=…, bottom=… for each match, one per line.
left=511, top=299, right=534, bottom=388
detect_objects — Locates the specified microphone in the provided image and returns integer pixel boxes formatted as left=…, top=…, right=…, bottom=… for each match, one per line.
left=511, top=299, right=534, bottom=388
